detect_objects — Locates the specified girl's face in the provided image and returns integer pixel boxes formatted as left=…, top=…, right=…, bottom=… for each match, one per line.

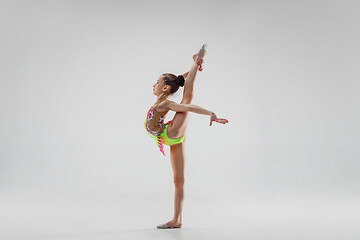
left=153, top=76, right=166, bottom=96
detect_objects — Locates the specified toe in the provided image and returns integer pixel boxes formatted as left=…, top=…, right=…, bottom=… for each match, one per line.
left=157, top=223, right=168, bottom=229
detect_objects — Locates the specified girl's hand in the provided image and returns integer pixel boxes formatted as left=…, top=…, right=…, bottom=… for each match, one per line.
left=192, top=44, right=207, bottom=71
left=193, top=45, right=206, bottom=65
left=192, top=53, right=205, bottom=71
left=192, top=54, right=204, bottom=65
left=197, top=44, right=207, bottom=60
left=210, top=112, right=229, bottom=126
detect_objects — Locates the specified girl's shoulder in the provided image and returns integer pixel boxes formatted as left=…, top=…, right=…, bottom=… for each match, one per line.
left=154, top=100, right=172, bottom=113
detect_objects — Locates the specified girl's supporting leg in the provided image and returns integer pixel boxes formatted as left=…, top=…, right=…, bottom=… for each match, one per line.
left=163, top=48, right=205, bottom=227
left=167, top=140, right=186, bottom=226
left=164, top=62, right=199, bottom=227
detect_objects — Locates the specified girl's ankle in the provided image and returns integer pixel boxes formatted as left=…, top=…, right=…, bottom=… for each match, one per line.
left=172, top=218, right=181, bottom=223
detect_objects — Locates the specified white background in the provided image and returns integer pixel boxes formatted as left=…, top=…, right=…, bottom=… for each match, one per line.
left=1, top=1, right=359, bottom=239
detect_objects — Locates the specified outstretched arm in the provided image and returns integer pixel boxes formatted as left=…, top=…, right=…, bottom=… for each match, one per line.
left=175, top=103, right=213, bottom=116
left=161, top=100, right=228, bottom=126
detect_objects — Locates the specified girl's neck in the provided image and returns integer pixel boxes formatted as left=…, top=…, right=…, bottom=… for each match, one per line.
left=156, top=93, right=168, bottom=103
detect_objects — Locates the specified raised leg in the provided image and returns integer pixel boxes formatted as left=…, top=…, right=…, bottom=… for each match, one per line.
left=166, top=62, right=199, bottom=139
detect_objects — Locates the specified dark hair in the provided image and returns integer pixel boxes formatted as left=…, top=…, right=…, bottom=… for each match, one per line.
left=162, top=73, right=185, bottom=94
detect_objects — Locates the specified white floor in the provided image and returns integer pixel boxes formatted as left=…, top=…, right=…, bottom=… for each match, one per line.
left=1, top=194, right=359, bottom=240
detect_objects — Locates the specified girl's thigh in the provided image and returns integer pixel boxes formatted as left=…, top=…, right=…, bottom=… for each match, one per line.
left=167, top=111, right=189, bottom=139
left=170, top=141, right=185, bottom=179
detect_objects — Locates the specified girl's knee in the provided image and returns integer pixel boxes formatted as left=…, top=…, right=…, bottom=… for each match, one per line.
left=173, top=177, right=185, bottom=187
left=181, top=95, right=193, bottom=104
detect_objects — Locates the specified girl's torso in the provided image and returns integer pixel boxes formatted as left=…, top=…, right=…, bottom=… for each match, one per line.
left=144, top=102, right=169, bottom=136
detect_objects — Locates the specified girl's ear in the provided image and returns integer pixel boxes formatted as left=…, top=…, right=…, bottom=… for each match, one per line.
left=163, top=85, right=170, bottom=92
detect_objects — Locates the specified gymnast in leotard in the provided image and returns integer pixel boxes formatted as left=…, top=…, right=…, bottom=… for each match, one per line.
left=144, top=44, right=228, bottom=229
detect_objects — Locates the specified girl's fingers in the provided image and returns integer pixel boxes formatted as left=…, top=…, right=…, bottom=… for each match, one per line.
left=216, top=119, right=229, bottom=124
left=210, top=114, right=228, bottom=126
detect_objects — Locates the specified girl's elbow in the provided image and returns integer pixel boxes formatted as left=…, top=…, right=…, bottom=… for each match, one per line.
left=174, top=107, right=187, bottom=113
left=177, top=106, right=190, bottom=113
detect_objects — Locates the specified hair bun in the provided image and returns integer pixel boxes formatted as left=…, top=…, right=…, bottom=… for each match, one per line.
left=177, top=75, right=185, bottom=87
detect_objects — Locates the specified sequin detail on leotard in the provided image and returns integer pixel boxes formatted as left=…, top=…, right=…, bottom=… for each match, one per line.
left=144, top=106, right=169, bottom=155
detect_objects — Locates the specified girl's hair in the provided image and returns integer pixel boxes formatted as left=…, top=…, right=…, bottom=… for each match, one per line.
left=162, top=73, right=185, bottom=95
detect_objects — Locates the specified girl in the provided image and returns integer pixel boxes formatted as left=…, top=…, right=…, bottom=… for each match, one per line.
left=144, top=45, right=228, bottom=229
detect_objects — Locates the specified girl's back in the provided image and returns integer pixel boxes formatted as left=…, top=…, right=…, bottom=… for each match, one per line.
left=145, top=102, right=169, bottom=137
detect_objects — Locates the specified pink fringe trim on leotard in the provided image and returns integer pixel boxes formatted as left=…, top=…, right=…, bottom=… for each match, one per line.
left=145, top=108, right=168, bottom=156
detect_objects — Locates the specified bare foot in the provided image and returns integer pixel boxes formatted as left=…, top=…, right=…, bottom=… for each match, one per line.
left=192, top=44, right=207, bottom=71
left=157, top=219, right=182, bottom=229
left=193, top=49, right=206, bottom=63
left=197, top=44, right=207, bottom=60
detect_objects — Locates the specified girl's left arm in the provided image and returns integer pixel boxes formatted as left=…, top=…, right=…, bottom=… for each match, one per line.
left=166, top=101, right=213, bottom=115
left=164, top=100, right=229, bottom=126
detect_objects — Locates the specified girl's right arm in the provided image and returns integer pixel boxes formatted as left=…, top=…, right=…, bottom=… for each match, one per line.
left=186, top=61, right=200, bottom=81
left=181, top=71, right=189, bottom=78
